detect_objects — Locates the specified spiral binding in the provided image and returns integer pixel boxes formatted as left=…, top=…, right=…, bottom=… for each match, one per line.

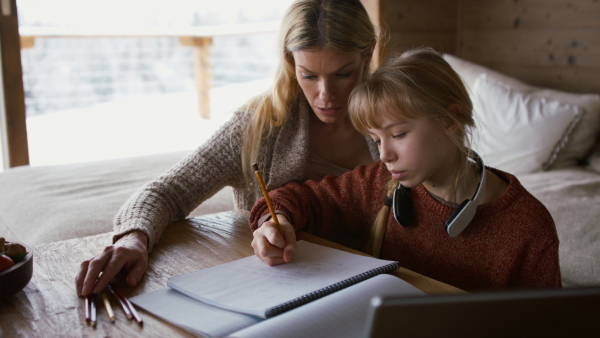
left=264, top=261, right=400, bottom=318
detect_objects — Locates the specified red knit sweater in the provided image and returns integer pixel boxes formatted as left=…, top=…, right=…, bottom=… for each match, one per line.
left=249, top=162, right=562, bottom=291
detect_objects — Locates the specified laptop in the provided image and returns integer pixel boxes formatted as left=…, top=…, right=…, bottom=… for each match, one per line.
left=366, top=286, right=600, bottom=337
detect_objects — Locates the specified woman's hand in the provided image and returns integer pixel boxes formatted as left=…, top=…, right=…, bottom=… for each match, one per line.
left=75, top=231, right=149, bottom=297
left=251, top=214, right=297, bottom=266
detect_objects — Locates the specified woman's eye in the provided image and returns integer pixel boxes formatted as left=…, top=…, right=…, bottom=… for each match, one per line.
left=336, top=72, right=351, bottom=78
left=393, top=133, right=406, bottom=139
left=301, top=74, right=316, bottom=80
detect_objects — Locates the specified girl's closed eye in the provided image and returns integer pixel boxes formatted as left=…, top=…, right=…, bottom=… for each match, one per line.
left=336, top=72, right=352, bottom=78
left=393, top=132, right=407, bottom=139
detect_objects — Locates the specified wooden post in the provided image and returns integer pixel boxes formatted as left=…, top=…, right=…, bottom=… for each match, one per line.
left=180, top=36, right=213, bottom=119
left=0, top=0, right=29, bottom=168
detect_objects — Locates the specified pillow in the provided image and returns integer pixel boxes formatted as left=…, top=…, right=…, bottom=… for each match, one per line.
left=444, top=54, right=600, bottom=170
left=472, top=74, right=581, bottom=175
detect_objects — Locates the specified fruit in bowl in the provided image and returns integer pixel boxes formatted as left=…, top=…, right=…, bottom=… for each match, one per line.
left=0, top=237, right=34, bottom=299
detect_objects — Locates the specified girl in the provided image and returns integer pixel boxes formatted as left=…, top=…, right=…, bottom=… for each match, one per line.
left=77, top=0, right=384, bottom=297
left=249, top=48, right=561, bottom=291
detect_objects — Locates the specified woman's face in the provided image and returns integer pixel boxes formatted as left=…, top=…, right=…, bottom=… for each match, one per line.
left=292, top=49, right=370, bottom=124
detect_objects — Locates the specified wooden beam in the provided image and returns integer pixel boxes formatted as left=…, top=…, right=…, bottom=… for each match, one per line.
left=180, top=36, right=212, bottom=119
left=1, top=0, right=29, bottom=168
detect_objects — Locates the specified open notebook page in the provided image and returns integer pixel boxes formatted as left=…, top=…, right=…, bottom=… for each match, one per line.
left=130, top=287, right=262, bottom=338
left=167, top=240, right=398, bottom=318
left=130, top=288, right=262, bottom=338
left=229, top=274, right=426, bottom=338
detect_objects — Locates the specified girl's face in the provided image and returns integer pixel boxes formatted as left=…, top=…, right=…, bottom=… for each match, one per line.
left=367, top=114, right=456, bottom=189
left=292, top=49, right=370, bottom=124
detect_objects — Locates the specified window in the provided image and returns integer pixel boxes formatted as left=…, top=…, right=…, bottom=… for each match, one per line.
left=17, top=0, right=294, bottom=166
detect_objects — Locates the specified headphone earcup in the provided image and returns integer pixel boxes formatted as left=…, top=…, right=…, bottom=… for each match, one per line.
left=393, top=185, right=412, bottom=227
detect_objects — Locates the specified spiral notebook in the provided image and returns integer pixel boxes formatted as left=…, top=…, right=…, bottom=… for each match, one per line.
left=167, top=240, right=399, bottom=318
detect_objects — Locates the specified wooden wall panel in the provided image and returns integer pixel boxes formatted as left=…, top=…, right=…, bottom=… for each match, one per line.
left=460, top=28, right=600, bottom=92
left=385, top=0, right=458, bottom=31
left=460, top=0, right=600, bottom=29
left=458, top=0, right=600, bottom=94
left=381, top=0, right=599, bottom=94
left=383, top=0, right=459, bottom=57
left=387, top=32, right=457, bottom=55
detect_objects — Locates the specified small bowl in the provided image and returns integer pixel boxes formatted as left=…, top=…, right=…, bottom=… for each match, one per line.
left=0, top=246, right=33, bottom=300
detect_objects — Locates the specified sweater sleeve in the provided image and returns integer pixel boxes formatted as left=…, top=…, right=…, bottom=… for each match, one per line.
left=249, top=163, right=387, bottom=251
left=512, top=221, right=563, bottom=288
left=113, top=111, right=249, bottom=251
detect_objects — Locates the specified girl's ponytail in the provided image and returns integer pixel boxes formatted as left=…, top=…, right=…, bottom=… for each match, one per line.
left=366, top=179, right=398, bottom=257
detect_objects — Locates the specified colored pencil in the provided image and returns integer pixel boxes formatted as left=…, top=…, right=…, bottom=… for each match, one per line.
left=90, top=294, right=97, bottom=327
left=107, top=284, right=132, bottom=320
left=85, top=295, right=91, bottom=323
left=102, top=291, right=115, bottom=323
left=111, top=282, right=143, bottom=325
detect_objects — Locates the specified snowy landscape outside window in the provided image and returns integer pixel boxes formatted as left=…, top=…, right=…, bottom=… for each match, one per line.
left=18, top=0, right=293, bottom=165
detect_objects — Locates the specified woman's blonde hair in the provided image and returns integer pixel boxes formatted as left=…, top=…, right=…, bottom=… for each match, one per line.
left=240, top=0, right=384, bottom=184
left=348, top=47, right=475, bottom=257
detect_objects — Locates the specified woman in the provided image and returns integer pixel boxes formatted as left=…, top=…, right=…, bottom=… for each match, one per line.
left=249, top=48, right=561, bottom=291
left=76, top=0, right=384, bottom=296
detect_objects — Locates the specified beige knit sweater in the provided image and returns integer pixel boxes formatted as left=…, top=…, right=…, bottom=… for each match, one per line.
left=112, top=95, right=379, bottom=250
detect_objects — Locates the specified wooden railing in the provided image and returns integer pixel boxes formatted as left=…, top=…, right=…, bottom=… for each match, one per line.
left=18, top=21, right=280, bottom=118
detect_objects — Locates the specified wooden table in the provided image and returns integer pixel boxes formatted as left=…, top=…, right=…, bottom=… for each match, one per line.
left=0, top=210, right=463, bottom=337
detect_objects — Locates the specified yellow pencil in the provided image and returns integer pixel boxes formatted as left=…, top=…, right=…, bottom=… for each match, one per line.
left=102, top=291, right=115, bottom=323
left=252, top=163, right=282, bottom=235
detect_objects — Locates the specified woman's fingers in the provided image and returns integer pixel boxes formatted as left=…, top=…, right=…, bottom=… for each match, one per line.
left=124, top=248, right=149, bottom=287
left=91, top=247, right=131, bottom=294
left=75, top=260, right=90, bottom=296
left=77, top=246, right=114, bottom=296
left=76, top=232, right=149, bottom=296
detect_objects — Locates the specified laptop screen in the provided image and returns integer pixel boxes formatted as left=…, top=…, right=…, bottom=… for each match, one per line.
left=366, top=286, right=600, bottom=337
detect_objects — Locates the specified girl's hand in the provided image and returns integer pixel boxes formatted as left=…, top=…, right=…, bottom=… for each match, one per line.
left=251, top=214, right=296, bottom=266
left=75, top=231, right=149, bottom=297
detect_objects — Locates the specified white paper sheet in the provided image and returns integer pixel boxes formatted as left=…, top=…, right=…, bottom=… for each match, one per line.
left=167, top=241, right=398, bottom=318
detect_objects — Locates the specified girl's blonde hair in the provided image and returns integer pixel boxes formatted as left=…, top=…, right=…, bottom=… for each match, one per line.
left=240, top=0, right=385, bottom=184
left=348, top=47, right=475, bottom=257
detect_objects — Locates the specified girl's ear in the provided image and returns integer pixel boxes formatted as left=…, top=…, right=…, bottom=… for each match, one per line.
left=448, top=104, right=462, bottom=116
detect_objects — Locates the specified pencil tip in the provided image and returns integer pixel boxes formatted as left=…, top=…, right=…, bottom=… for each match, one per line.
left=252, top=163, right=259, bottom=171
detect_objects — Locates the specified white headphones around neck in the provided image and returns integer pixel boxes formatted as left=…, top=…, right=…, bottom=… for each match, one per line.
left=391, top=151, right=487, bottom=237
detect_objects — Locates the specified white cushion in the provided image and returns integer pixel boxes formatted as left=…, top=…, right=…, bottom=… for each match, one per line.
left=472, top=74, right=581, bottom=175
left=444, top=53, right=600, bottom=170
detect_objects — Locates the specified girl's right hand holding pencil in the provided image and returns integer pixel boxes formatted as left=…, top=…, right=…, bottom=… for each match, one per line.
left=251, top=214, right=297, bottom=266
